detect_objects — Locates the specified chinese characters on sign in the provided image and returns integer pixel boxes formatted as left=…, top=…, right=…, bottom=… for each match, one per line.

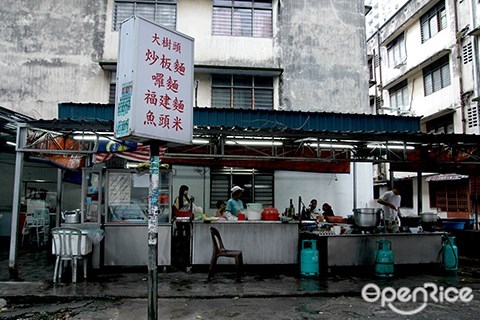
left=115, top=16, right=194, bottom=143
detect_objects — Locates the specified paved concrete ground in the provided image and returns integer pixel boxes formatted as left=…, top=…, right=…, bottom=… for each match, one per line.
left=0, top=244, right=479, bottom=319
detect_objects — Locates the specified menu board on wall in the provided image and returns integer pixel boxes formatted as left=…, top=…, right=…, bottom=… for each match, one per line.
left=108, top=173, right=131, bottom=205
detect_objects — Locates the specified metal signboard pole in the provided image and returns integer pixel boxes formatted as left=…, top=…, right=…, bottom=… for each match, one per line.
left=148, top=142, right=160, bottom=320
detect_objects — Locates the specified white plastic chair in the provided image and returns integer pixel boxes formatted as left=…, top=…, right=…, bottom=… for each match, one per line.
left=22, top=212, right=47, bottom=246
left=51, top=227, right=90, bottom=283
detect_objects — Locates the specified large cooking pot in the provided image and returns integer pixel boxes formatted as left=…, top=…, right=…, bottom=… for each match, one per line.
left=353, top=208, right=382, bottom=228
left=63, top=210, right=80, bottom=224
left=420, top=212, right=437, bottom=223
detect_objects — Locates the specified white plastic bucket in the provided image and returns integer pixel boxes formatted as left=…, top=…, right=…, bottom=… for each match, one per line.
left=246, top=210, right=262, bottom=221
left=246, top=203, right=263, bottom=213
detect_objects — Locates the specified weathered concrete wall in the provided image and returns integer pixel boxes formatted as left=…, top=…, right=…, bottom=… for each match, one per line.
left=0, top=0, right=108, bottom=119
left=276, top=0, right=369, bottom=113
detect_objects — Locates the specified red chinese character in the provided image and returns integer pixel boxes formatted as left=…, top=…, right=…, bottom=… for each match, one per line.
left=152, top=33, right=161, bottom=45
left=166, top=76, right=179, bottom=93
left=172, top=97, right=184, bottom=113
left=160, top=54, right=172, bottom=71
left=173, top=42, right=181, bottom=53
left=174, top=59, right=185, bottom=76
left=159, top=94, right=171, bottom=110
left=152, top=73, right=165, bottom=88
left=145, top=49, right=159, bottom=65
left=173, top=116, right=183, bottom=131
left=144, top=110, right=157, bottom=126
left=162, top=37, right=171, bottom=50
left=159, top=114, right=170, bottom=129
left=144, top=90, right=158, bottom=106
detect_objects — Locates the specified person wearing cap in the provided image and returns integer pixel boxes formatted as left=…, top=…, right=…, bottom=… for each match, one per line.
left=226, top=186, right=245, bottom=217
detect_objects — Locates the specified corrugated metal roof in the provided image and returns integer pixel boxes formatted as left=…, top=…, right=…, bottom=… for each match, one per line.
left=58, top=103, right=114, bottom=122
left=58, top=103, right=421, bottom=133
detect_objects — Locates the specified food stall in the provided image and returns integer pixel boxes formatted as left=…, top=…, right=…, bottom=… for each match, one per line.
left=101, top=168, right=172, bottom=266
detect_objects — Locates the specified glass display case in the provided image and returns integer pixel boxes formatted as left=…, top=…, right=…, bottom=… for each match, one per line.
left=104, top=168, right=172, bottom=266
left=81, top=167, right=104, bottom=224
left=105, top=169, right=172, bottom=224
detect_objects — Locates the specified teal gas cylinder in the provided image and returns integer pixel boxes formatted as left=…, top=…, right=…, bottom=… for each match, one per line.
left=374, top=240, right=394, bottom=278
left=442, top=235, right=458, bottom=271
left=301, top=240, right=319, bottom=276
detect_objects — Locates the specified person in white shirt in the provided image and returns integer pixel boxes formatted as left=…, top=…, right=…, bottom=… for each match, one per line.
left=377, top=185, right=401, bottom=233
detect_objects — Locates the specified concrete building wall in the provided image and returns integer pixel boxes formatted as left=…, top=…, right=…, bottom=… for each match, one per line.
left=0, top=0, right=109, bottom=119
left=277, top=0, right=369, bottom=113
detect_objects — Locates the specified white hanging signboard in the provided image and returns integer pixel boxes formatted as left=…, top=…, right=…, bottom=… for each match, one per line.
left=114, top=16, right=194, bottom=144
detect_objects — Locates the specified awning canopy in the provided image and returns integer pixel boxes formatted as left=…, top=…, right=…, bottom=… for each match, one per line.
left=5, top=105, right=480, bottom=174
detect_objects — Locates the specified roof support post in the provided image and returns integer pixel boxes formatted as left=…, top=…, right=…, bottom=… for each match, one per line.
left=417, top=171, right=423, bottom=215
left=8, top=123, right=27, bottom=280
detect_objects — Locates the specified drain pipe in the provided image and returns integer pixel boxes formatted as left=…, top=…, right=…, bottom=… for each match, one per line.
left=453, top=0, right=466, bottom=133
left=470, top=0, right=480, bottom=102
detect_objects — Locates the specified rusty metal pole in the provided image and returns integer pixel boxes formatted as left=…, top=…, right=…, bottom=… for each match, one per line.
left=148, top=142, right=160, bottom=320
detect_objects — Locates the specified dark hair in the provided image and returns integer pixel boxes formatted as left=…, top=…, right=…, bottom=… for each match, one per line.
left=216, top=200, right=225, bottom=209
left=178, top=185, right=189, bottom=208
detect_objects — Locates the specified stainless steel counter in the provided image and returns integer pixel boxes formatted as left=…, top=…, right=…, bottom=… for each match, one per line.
left=104, top=223, right=171, bottom=266
left=316, top=232, right=444, bottom=267
left=192, top=221, right=299, bottom=265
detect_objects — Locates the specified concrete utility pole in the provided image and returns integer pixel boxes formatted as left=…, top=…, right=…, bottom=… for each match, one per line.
left=148, top=142, right=160, bottom=320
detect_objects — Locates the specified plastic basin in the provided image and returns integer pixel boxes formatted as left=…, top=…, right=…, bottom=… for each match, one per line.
left=442, top=220, right=466, bottom=231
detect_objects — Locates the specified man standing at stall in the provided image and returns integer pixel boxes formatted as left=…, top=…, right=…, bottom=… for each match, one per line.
left=377, top=185, right=401, bottom=233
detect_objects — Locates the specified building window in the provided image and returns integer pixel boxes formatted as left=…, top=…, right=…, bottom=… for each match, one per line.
left=426, top=113, right=454, bottom=134
left=212, top=0, right=273, bottom=37
left=420, top=0, right=446, bottom=43
left=463, top=42, right=473, bottom=65
left=109, top=71, right=117, bottom=104
left=368, top=58, right=374, bottom=81
left=113, top=0, right=177, bottom=31
left=389, top=80, right=409, bottom=113
left=211, top=74, right=274, bottom=110
left=429, top=180, right=470, bottom=212
left=387, top=33, right=406, bottom=67
left=210, top=169, right=274, bottom=209
left=423, top=55, right=450, bottom=96
left=467, top=105, right=479, bottom=128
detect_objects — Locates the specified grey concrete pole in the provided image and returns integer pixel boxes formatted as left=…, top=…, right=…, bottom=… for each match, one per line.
left=8, top=124, right=26, bottom=280
left=148, top=142, right=160, bottom=320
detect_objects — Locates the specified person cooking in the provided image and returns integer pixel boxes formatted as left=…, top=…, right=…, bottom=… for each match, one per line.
left=226, top=186, right=245, bottom=217
left=377, top=185, right=401, bottom=233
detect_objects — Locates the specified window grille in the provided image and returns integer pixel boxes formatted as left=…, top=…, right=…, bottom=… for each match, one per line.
left=420, top=0, right=446, bottom=43
left=211, top=74, right=274, bottom=110
left=113, top=0, right=176, bottom=31
left=386, top=33, right=406, bottom=67
left=463, top=42, right=473, bottom=64
left=212, top=0, right=272, bottom=37
left=423, top=55, right=450, bottom=96
left=389, top=81, right=408, bottom=113
left=210, top=169, right=274, bottom=209
left=467, top=105, right=479, bottom=128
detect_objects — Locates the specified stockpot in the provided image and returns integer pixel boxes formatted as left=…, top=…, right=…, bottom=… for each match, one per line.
left=353, top=208, right=383, bottom=228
